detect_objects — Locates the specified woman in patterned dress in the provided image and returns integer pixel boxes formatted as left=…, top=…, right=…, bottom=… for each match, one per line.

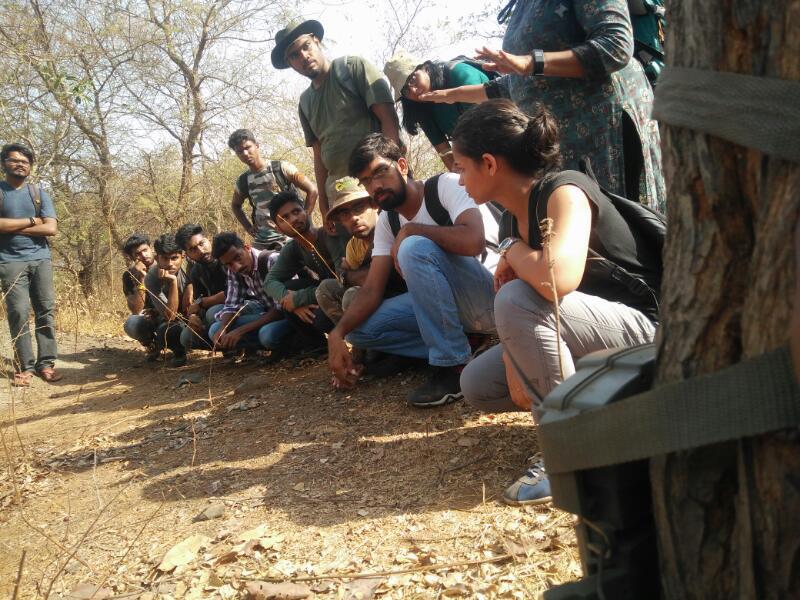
left=420, top=0, right=665, bottom=212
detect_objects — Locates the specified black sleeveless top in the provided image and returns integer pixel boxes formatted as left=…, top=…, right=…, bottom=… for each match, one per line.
left=499, top=170, right=660, bottom=321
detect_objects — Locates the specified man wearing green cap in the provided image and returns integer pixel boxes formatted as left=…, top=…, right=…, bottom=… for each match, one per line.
left=271, top=18, right=401, bottom=222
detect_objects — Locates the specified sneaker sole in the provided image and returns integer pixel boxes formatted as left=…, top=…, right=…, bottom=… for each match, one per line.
left=408, top=391, right=464, bottom=408
left=501, top=494, right=553, bottom=507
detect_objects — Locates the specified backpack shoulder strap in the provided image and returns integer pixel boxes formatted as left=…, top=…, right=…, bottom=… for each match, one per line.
left=28, top=184, right=41, bottom=216
left=270, top=160, right=291, bottom=191
left=423, top=174, right=451, bottom=226
left=257, top=250, right=273, bottom=280
left=387, top=211, right=402, bottom=238
left=332, top=55, right=360, bottom=100
left=0, top=186, right=4, bottom=215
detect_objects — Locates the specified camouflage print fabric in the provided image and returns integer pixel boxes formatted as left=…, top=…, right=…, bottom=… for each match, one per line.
left=236, top=161, right=298, bottom=247
left=494, top=0, right=666, bottom=212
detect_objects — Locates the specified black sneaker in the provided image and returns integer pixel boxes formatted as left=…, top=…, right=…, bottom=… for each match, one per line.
left=169, top=352, right=188, bottom=368
left=407, top=366, right=464, bottom=408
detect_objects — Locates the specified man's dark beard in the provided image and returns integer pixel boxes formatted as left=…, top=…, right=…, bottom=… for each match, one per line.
left=374, top=177, right=406, bottom=211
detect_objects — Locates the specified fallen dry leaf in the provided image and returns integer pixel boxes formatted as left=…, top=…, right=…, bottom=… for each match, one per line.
left=293, top=482, right=306, bottom=492
left=193, top=502, right=226, bottom=522
left=244, top=580, right=312, bottom=599
left=343, top=577, right=383, bottom=600
left=157, top=534, right=210, bottom=571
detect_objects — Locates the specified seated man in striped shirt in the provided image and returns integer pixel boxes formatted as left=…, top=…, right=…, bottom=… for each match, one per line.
left=208, top=232, right=291, bottom=356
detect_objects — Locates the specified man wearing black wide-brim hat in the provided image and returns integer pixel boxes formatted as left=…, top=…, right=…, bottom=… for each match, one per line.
left=271, top=18, right=401, bottom=223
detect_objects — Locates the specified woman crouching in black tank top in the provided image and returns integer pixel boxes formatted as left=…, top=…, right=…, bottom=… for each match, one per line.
left=451, top=99, right=657, bottom=506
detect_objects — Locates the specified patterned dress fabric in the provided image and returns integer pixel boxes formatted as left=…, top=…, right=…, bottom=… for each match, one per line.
left=493, top=0, right=665, bottom=212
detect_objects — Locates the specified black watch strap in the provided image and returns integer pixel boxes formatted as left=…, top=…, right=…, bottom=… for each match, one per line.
left=532, top=49, right=545, bottom=76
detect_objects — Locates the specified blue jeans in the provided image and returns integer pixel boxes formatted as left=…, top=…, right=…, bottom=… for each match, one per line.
left=0, top=259, right=58, bottom=372
left=208, top=306, right=292, bottom=350
left=124, top=314, right=156, bottom=346
left=348, top=236, right=496, bottom=367
left=180, top=304, right=224, bottom=351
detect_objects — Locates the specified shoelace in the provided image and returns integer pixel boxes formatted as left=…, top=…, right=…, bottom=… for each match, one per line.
left=524, top=454, right=547, bottom=482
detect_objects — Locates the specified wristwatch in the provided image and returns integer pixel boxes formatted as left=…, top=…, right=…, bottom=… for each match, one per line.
left=29, top=217, right=36, bottom=226
left=498, top=237, right=522, bottom=256
left=531, top=49, right=545, bottom=76
left=193, top=296, right=204, bottom=307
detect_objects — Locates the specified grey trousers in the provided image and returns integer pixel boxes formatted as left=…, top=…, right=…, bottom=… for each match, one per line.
left=0, top=259, right=58, bottom=372
left=315, top=279, right=359, bottom=324
left=461, top=279, right=656, bottom=418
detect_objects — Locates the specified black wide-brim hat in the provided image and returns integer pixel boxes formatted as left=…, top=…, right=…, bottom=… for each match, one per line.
left=271, top=19, right=324, bottom=70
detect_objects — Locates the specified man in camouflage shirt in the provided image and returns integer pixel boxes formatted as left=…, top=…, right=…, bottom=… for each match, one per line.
left=228, top=129, right=318, bottom=250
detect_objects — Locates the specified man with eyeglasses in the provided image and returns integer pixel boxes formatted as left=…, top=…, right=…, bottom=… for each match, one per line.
left=174, top=224, right=227, bottom=355
left=270, top=18, right=401, bottom=224
left=326, top=134, right=499, bottom=407
left=0, top=143, right=61, bottom=387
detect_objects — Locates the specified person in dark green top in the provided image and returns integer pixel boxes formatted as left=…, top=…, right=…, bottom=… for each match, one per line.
left=384, top=50, right=489, bottom=172
left=264, top=190, right=348, bottom=340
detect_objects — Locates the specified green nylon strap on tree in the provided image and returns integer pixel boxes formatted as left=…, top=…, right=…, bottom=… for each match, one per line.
left=653, top=67, right=800, bottom=163
left=538, top=346, right=800, bottom=475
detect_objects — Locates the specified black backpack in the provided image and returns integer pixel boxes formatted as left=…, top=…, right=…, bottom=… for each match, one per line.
left=386, top=174, right=502, bottom=259
left=577, top=159, right=665, bottom=316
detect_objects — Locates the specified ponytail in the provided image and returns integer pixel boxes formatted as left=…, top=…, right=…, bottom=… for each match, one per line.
left=452, top=99, right=561, bottom=177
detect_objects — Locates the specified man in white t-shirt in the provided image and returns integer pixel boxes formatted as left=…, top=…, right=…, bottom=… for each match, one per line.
left=326, top=133, right=498, bottom=407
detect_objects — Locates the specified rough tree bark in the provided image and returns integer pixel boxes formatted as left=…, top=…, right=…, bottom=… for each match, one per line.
left=651, top=1, right=800, bottom=598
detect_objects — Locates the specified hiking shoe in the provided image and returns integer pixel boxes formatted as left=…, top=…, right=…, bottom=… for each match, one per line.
left=502, top=456, right=552, bottom=506
left=407, top=366, right=464, bottom=408
left=169, top=353, right=188, bottom=368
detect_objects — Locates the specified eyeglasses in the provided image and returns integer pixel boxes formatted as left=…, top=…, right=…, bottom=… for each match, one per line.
left=401, top=70, right=421, bottom=98
left=334, top=200, right=372, bottom=222
left=4, top=158, right=30, bottom=166
left=358, top=161, right=395, bottom=188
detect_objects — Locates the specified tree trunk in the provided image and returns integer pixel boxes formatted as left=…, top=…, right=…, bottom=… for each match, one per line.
left=652, top=1, right=800, bottom=598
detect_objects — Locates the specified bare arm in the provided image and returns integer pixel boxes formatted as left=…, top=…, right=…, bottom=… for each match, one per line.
left=371, top=102, right=402, bottom=148
left=161, top=275, right=181, bottom=322
left=126, top=293, right=145, bottom=314
left=293, top=172, right=319, bottom=216
left=231, top=188, right=256, bottom=235
left=0, top=216, right=57, bottom=236
left=328, top=256, right=393, bottom=387
left=311, top=140, right=330, bottom=218
left=504, top=185, right=593, bottom=301
left=332, top=256, right=392, bottom=338
left=395, top=207, right=486, bottom=258
left=417, top=84, right=489, bottom=105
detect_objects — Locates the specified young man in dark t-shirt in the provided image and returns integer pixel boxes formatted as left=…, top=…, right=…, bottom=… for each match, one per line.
left=264, top=190, right=347, bottom=346
left=174, top=224, right=227, bottom=353
left=121, top=234, right=159, bottom=360
left=144, top=234, right=190, bottom=367
left=228, top=129, right=318, bottom=249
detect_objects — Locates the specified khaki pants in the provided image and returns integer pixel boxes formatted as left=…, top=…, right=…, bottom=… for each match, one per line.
left=315, top=279, right=359, bottom=324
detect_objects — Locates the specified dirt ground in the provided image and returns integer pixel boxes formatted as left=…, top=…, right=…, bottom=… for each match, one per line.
left=0, top=331, right=580, bottom=599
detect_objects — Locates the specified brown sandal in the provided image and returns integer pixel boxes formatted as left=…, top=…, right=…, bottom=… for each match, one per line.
left=36, top=367, right=63, bottom=383
left=12, top=371, right=33, bottom=387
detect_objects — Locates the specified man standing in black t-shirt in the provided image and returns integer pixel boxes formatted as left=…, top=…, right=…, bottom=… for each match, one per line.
left=228, top=129, right=318, bottom=249
left=121, top=234, right=159, bottom=359
left=175, top=224, right=227, bottom=353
